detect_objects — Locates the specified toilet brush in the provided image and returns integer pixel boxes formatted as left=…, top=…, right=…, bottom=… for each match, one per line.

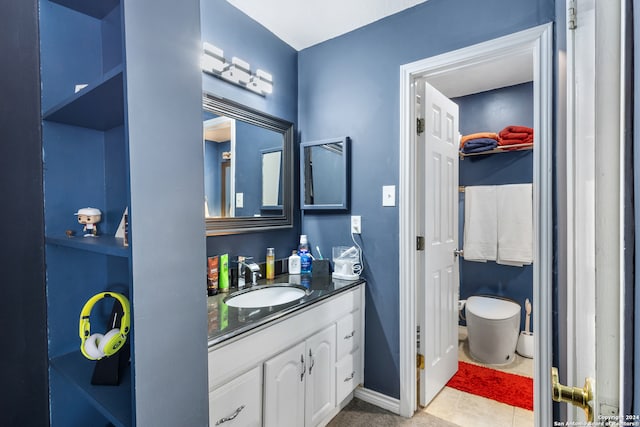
left=516, top=298, right=534, bottom=358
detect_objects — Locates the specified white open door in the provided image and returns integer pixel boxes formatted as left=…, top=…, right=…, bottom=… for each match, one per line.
left=416, top=79, right=459, bottom=407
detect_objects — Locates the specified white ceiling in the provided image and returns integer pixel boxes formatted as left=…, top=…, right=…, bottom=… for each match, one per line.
left=226, top=0, right=430, bottom=51
left=427, top=50, right=533, bottom=98
left=224, top=0, right=533, bottom=97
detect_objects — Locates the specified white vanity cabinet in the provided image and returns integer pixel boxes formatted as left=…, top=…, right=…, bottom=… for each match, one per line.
left=208, top=283, right=364, bottom=427
left=263, top=325, right=336, bottom=427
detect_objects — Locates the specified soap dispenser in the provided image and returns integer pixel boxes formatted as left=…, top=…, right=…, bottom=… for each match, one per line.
left=288, top=250, right=301, bottom=274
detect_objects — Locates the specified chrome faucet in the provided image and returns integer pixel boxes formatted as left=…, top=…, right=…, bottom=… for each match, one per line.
left=237, top=256, right=262, bottom=288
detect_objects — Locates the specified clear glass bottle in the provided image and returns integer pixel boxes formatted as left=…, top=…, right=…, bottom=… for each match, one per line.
left=266, top=247, right=275, bottom=280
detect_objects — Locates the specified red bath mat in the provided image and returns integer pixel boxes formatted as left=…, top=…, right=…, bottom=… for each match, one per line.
left=446, top=361, right=533, bottom=411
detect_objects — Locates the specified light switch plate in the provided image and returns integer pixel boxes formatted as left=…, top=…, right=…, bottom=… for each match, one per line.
left=382, top=185, right=396, bottom=207
left=236, top=192, right=244, bottom=208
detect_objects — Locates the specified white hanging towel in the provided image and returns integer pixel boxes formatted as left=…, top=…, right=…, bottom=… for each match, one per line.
left=496, top=184, right=533, bottom=266
left=463, top=186, right=497, bottom=262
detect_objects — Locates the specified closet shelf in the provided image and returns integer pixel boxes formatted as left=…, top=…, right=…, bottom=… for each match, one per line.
left=46, top=234, right=129, bottom=257
left=49, top=0, right=119, bottom=19
left=51, top=351, right=131, bottom=427
left=43, top=66, right=124, bottom=131
left=459, top=143, right=533, bottom=158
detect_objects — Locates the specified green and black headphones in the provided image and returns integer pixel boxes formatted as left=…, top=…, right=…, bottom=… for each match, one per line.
left=79, top=292, right=130, bottom=360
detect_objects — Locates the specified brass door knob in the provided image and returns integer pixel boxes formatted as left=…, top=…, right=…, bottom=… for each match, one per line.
left=551, top=367, right=594, bottom=422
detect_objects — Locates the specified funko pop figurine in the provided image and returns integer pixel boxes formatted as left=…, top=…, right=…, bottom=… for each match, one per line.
left=75, top=207, right=102, bottom=237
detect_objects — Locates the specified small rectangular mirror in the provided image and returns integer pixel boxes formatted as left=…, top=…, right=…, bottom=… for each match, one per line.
left=300, top=136, right=350, bottom=210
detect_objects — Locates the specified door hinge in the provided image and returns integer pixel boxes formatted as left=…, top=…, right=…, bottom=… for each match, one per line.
left=416, top=236, right=425, bottom=251
left=568, top=0, right=577, bottom=30
left=417, top=354, right=425, bottom=370
left=417, top=118, right=425, bottom=135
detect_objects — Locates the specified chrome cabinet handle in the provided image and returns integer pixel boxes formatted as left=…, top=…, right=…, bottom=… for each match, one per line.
left=215, top=405, right=245, bottom=425
left=344, top=371, right=355, bottom=382
left=344, top=330, right=355, bottom=340
left=300, top=354, right=306, bottom=381
left=308, top=349, right=315, bottom=375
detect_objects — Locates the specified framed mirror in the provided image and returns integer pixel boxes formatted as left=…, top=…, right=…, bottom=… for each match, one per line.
left=300, top=136, right=350, bottom=210
left=203, top=92, right=294, bottom=235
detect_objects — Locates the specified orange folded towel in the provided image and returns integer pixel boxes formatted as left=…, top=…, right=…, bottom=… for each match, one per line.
left=459, top=132, right=499, bottom=149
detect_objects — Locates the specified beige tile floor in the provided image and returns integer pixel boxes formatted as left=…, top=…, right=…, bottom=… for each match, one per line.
left=421, top=326, right=534, bottom=427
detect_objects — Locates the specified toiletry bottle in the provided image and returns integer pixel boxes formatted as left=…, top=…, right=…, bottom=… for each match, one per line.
left=298, top=235, right=312, bottom=274
left=288, top=250, right=301, bottom=274
left=207, top=256, right=219, bottom=296
left=219, top=254, right=229, bottom=293
left=266, top=248, right=275, bottom=280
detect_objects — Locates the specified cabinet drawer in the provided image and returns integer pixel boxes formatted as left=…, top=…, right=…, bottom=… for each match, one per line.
left=210, top=366, right=262, bottom=427
left=335, top=350, right=361, bottom=403
left=336, top=309, right=360, bottom=360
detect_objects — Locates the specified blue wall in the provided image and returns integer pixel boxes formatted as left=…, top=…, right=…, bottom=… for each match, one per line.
left=454, top=82, right=534, bottom=332
left=201, top=0, right=300, bottom=264
left=298, top=0, right=553, bottom=398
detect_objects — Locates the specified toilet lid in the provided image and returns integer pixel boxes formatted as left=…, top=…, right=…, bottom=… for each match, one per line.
left=466, top=296, right=520, bottom=320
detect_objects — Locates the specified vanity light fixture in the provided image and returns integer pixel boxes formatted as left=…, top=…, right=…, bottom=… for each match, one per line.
left=201, top=41, right=274, bottom=96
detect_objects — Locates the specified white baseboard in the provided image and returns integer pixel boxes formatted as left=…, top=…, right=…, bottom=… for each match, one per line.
left=354, top=386, right=401, bottom=415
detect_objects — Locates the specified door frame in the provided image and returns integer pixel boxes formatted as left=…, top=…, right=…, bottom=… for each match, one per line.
left=398, top=23, right=553, bottom=422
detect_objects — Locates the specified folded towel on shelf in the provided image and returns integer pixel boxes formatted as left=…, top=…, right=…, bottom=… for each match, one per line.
left=459, top=132, right=499, bottom=149
left=498, top=126, right=534, bottom=148
left=496, top=184, right=533, bottom=266
left=463, top=186, right=497, bottom=262
left=461, top=138, right=498, bottom=154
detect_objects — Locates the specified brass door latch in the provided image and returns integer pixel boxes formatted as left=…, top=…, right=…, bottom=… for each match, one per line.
left=551, top=367, right=594, bottom=422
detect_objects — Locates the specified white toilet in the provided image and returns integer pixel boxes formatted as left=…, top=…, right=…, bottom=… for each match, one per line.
left=465, top=295, right=521, bottom=365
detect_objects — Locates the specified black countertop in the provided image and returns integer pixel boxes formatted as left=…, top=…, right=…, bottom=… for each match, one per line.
left=207, top=274, right=364, bottom=347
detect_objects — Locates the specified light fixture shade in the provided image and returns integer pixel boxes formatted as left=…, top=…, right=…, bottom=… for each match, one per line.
left=201, top=54, right=226, bottom=73
left=256, top=69, right=273, bottom=82
left=231, top=56, right=250, bottom=72
left=203, top=42, right=223, bottom=58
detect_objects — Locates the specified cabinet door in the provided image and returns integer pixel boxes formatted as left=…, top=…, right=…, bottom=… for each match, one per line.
left=264, top=342, right=306, bottom=427
left=209, top=366, right=262, bottom=426
left=305, top=325, right=336, bottom=427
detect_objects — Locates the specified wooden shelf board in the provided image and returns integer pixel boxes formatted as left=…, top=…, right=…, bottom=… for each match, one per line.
left=51, top=351, right=132, bottom=427
left=459, top=143, right=533, bottom=158
left=46, top=234, right=129, bottom=257
left=49, top=0, right=119, bottom=19
left=43, top=66, right=124, bottom=131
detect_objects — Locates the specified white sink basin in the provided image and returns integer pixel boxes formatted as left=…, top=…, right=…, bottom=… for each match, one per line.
left=225, top=285, right=307, bottom=308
